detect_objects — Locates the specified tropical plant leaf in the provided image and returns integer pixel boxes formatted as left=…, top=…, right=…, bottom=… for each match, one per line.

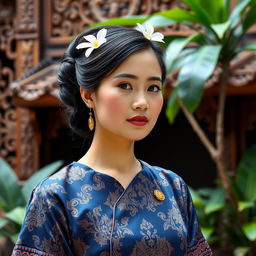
left=5, top=207, right=26, bottom=226
left=201, top=227, right=214, bottom=241
left=211, top=20, right=231, bottom=39
left=152, top=8, right=199, bottom=23
left=237, top=42, right=256, bottom=53
left=176, top=45, right=222, bottom=112
left=165, top=33, right=202, bottom=73
left=10, top=233, right=19, bottom=244
left=90, top=15, right=148, bottom=27
left=22, top=160, right=63, bottom=203
left=142, top=15, right=176, bottom=27
left=205, top=188, right=225, bottom=214
left=165, top=87, right=180, bottom=123
left=238, top=201, right=254, bottom=212
left=0, top=218, right=8, bottom=229
left=189, top=186, right=205, bottom=208
left=236, top=145, right=256, bottom=202
left=198, top=0, right=229, bottom=23
left=242, top=1, right=256, bottom=32
left=182, top=0, right=213, bottom=27
left=234, top=247, right=251, bottom=256
left=168, top=48, right=197, bottom=73
left=0, top=158, right=26, bottom=211
left=229, top=0, right=251, bottom=29
left=242, top=222, right=256, bottom=241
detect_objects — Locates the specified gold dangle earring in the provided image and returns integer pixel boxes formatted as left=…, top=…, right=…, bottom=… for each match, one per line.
left=88, top=108, right=95, bottom=131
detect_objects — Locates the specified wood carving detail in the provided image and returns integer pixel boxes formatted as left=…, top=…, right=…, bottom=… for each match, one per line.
left=20, top=40, right=36, bottom=76
left=49, top=0, right=187, bottom=39
left=17, top=0, right=38, bottom=33
left=17, top=108, right=39, bottom=179
left=0, top=1, right=17, bottom=168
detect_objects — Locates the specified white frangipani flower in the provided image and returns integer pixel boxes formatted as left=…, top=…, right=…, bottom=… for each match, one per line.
left=76, top=28, right=107, bottom=57
left=136, top=23, right=164, bottom=43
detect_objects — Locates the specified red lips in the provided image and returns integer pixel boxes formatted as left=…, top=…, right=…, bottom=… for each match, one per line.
left=127, top=116, right=148, bottom=126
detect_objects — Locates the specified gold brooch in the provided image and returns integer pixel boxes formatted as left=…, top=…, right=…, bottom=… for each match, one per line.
left=153, top=189, right=165, bottom=201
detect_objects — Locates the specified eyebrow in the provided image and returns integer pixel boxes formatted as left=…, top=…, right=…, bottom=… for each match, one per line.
left=114, top=73, right=162, bottom=82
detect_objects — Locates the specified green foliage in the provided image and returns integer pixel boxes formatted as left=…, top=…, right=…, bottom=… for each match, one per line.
left=190, top=145, right=256, bottom=251
left=0, top=158, right=63, bottom=244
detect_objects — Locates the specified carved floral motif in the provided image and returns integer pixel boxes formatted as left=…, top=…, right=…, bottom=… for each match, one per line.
left=49, top=0, right=187, bottom=39
left=16, top=0, right=38, bottom=33
left=0, top=1, right=17, bottom=168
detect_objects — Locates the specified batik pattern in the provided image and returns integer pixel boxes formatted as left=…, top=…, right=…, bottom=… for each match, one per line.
left=12, top=161, right=212, bottom=256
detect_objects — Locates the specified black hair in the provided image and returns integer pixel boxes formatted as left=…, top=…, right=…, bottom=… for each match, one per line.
left=58, top=25, right=166, bottom=138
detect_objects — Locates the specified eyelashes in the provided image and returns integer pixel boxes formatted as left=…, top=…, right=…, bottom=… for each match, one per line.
left=118, top=83, right=162, bottom=92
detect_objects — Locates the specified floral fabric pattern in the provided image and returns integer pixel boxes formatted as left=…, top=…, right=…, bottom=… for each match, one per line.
left=12, top=161, right=212, bottom=256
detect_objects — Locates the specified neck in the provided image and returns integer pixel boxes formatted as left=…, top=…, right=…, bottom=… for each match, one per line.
left=79, top=129, right=138, bottom=173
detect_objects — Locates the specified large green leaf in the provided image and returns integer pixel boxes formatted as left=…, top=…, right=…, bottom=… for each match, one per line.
left=242, top=222, right=256, bottom=241
left=189, top=186, right=205, bottom=208
left=242, top=1, right=256, bottom=32
left=90, top=15, right=148, bottom=27
left=142, top=15, right=176, bottom=27
left=234, top=247, right=251, bottom=256
left=10, top=233, right=19, bottom=244
left=236, top=145, right=256, bottom=202
left=237, top=42, right=256, bottom=53
left=204, top=188, right=225, bottom=214
left=165, top=87, right=180, bottom=123
left=201, top=227, right=214, bottom=241
left=211, top=20, right=231, bottom=39
left=0, top=218, right=8, bottom=229
left=168, top=48, right=197, bottom=73
left=238, top=201, right=255, bottom=212
left=22, top=160, right=63, bottom=203
left=0, top=158, right=26, bottom=211
left=5, top=207, right=26, bottom=226
left=165, top=33, right=202, bottom=73
left=229, top=0, right=251, bottom=29
left=182, top=0, right=213, bottom=26
left=198, top=0, right=230, bottom=23
left=153, top=8, right=199, bottom=23
left=176, top=45, right=222, bottom=112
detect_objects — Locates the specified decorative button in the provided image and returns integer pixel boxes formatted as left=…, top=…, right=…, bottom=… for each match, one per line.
left=153, top=189, right=165, bottom=201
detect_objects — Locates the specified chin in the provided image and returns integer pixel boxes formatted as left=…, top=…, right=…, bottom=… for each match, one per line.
left=127, top=131, right=152, bottom=142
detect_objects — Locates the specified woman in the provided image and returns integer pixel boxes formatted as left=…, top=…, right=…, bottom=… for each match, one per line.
left=12, top=25, right=212, bottom=256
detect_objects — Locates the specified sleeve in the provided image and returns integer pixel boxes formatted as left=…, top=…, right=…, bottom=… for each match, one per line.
left=11, top=181, right=73, bottom=256
left=184, top=184, right=213, bottom=256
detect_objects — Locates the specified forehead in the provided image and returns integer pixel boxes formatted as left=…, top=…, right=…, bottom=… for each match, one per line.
left=107, top=48, right=162, bottom=78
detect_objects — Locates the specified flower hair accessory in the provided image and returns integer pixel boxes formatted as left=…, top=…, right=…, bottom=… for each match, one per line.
left=76, top=28, right=107, bottom=57
left=136, top=23, right=164, bottom=43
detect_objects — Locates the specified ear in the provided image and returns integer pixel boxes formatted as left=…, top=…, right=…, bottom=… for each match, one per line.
left=80, top=87, right=95, bottom=108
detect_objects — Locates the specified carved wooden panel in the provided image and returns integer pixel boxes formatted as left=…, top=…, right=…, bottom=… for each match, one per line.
left=16, top=0, right=40, bottom=77
left=15, top=107, right=40, bottom=179
left=44, top=0, right=189, bottom=44
left=0, top=1, right=17, bottom=168
left=14, top=0, right=41, bottom=177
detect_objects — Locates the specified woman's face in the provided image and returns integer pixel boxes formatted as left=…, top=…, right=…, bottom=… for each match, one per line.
left=90, top=48, right=163, bottom=142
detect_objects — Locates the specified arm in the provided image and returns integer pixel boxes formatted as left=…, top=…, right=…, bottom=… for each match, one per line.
left=12, top=181, right=73, bottom=256
left=185, top=184, right=213, bottom=256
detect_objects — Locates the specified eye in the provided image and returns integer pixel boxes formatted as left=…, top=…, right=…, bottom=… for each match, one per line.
left=118, top=83, right=132, bottom=90
left=148, top=85, right=162, bottom=92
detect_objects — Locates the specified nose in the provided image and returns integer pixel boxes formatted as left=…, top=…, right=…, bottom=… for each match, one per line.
left=132, top=92, right=149, bottom=110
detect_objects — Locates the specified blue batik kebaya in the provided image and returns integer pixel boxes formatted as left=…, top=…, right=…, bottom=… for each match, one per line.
left=12, top=160, right=211, bottom=256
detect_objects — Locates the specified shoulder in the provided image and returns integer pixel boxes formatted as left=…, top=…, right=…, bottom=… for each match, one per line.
left=141, top=160, right=186, bottom=183
left=141, top=160, right=188, bottom=193
left=30, top=162, right=90, bottom=201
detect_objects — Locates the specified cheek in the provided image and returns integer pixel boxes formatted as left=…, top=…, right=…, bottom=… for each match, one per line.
left=152, top=96, right=163, bottom=116
left=97, top=92, right=126, bottom=115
